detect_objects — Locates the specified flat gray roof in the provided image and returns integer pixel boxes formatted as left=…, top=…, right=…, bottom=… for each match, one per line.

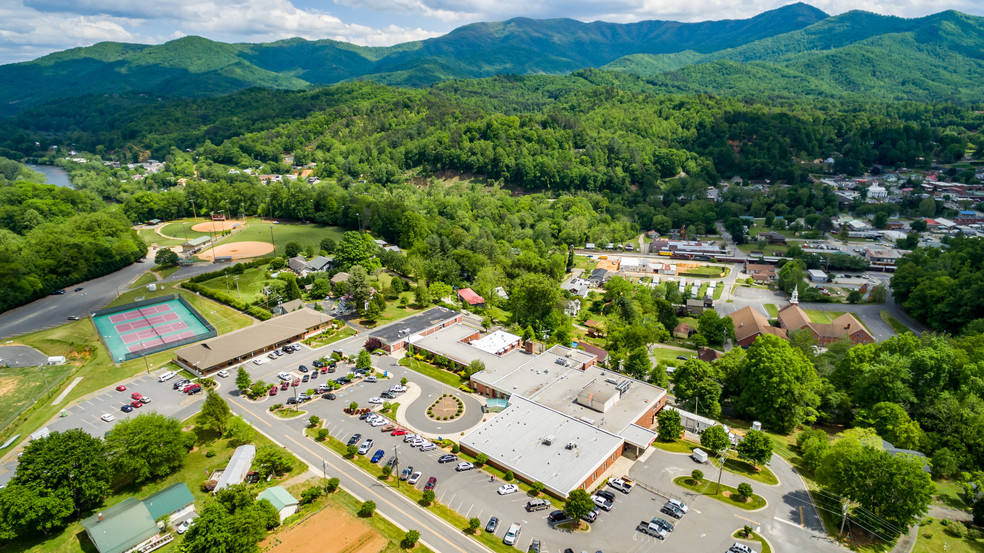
left=461, top=396, right=624, bottom=496
left=410, top=324, right=531, bottom=372
left=370, top=307, right=460, bottom=345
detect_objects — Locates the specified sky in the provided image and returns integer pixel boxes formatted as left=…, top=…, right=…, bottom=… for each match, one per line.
left=1, top=0, right=982, bottom=65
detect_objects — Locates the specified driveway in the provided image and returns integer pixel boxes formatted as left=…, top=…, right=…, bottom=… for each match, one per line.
left=0, top=345, right=49, bottom=367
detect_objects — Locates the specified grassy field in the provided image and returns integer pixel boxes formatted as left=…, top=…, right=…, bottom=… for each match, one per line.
left=129, top=272, right=158, bottom=289
left=227, top=223, right=345, bottom=256
left=763, top=303, right=779, bottom=318
left=682, top=265, right=730, bottom=278
left=2, top=428, right=304, bottom=553
left=880, top=311, right=912, bottom=335
left=651, top=345, right=693, bottom=364
left=159, top=218, right=211, bottom=241
left=652, top=438, right=700, bottom=454
left=398, top=357, right=466, bottom=389
left=136, top=227, right=187, bottom=248
left=197, top=263, right=274, bottom=303
left=674, top=476, right=767, bottom=510
left=711, top=456, right=779, bottom=486
left=738, top=243, right=788, bottom=256
left=0, top=364, right=74, bottom=432
left=912, top=518, right=984, bottom=553
left=933, top=479, right=967, bottom=511
left=732, top=530, right=773, bottom=553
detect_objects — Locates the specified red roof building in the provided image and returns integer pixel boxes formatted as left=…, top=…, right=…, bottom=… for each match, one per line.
left=457, top=288, right=486, bottom=307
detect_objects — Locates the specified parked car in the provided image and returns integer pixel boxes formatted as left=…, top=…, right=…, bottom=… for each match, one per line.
left=67, top=315, right=80, bottom=320
left=216, top=369, right=229, bottom=378
left=391, top=428, right=407, bottom=436
left=269, top=386, right=278, bottom=396
left=408, top=471, right=422, bottom=485
left=438, top=454, right=458, bottom=464
left=286, top=397, right=298, bottom=405
left=525, top=498, right=549, bottom=512
left=277, top=372, right=291, bottom=381
left=381, top=424, right=396, bottom=432
left=650, top=517, right=675, bottom=533
left=485, top=516, right=499, bottom=533
left=347, top=434, right=362, bottom=446
left=322, top=393, right=336, bottom=400
left=528, top=539, right=541, bottom=553
left=186, top=385, right=202, bottom=395
left=608, top=477, right=633, bottom=493
left=298, top=365, right=309, bottom=373
left=280, top=381, right=289, bottom=391
left=115, top=385, right=127, bottom=391
left=100, top=413, right=115, bottom=422
left=660, top=503, right=684, bottom=519
left=591, top=495, right=613, bottom=511
left=547, top=510, right=568, bottom=523
left=424, top=477, right=437, bottom=491
left=400, top=466, right=414, bottom=481
left=497, top=484, right=520, bottom=495
left=667, top=498, right=689, bottom=513
left=358, top=439, right=374, bottom=455
left=301, top=374, right=309, bottom=383
left=139, top=396, right=151, bottom=403
left=582, top=509, right=599, bottom=523
left=595, top=490, right=616, bottom=503
left=370, top=418, right=386, bottom=427
left=131, top=392, right=143, bottom=401
left=130, top=400, right=143, bottom=408
left=503, top=523, right=521, bottom=545
left=456, top=462, right=474, bottom=472
left=252, top=358, right=265, bottom=365
left=419, top=441, right=436, bottom=451
left=380, top=391, right=396, bottom=399
left=173, top=379, right=190, bottom=389
left=365, top=376, right=377, bottom=383
left=728, top=543, right=754, bottom=553
left=368, top=396, right=383, bottom=404
left=298, top=393, right=311, bottom=402
left=176, top=518, right=194, bottom=534
left=370, top=450, right=385, bottom=464
left=120, top=404, right=133, bottom=413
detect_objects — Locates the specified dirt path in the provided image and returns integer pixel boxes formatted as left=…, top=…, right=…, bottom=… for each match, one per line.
left=262, top=501, right=388, bottom=553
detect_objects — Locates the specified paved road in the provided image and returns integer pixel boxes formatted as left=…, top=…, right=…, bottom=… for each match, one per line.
left=0, top=262, right=224, bottom=341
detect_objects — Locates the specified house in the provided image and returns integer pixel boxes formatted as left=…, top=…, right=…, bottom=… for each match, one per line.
left=729, top=306, right=787, bottom=348
left=867, top=184, right=888, bottom=199
left=330, top=272, right=349, bottom=285
left=575, top=342, right=609, bottom=364
left=457, top=288, right=486, bottom=308
left=143, top=483, right=195, bottom=525
left=563, top=277, right=590, bottom=298
left=257, top=486, right=299, bottom=522
left=309, top=255, right=333, bottom=272
left=288, top=256, right=313, bottom=274
left=685, top=299, right=705, bottom=316
left=82, top=498, right=162, bottom=553
left=214, top=445, right=256, bottom=492
left=273, top=298, right=305, bottom=316
left=744, top=263, right=777, bottom=283
left=759, top=231, right=786, bottom=245
left=565, top=299, right=581, bottom=317
left=588, top=268, right=609, bottom=286
left=697, top=346, right=721, bottom=362
left=673, top=323, right=696, bottom=339
left=583, top=320, right=604, bottom=337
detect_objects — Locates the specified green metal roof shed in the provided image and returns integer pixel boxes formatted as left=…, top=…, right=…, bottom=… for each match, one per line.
left=256, top=485, right=298, bottom=512
left=143, top=482, right=195, bottom=521
left=82, top=498, right=158, bottom=553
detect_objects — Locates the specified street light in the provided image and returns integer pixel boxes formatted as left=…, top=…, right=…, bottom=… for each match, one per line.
left=270, top=226, right=275, bottom=249
left=234, top=276, right=241, bottom=299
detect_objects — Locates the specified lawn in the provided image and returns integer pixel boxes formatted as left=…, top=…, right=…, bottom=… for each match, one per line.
left=652, top=438, right=700, bottom=454
left=136, top=228, right=187, bottom=248
left=398, top=357, right=466, bottom=390
left=159, top=218, right=210, bottom=241
left=912, top=518, right=984, bottom=553
left=196, top=263, right=274, bottom=304
left=228, top=222, right=345, bottom=257
left=651, top=345, right=693, bottom=364
left=731, top=529, right=773, bottom=553
left=711, top=456, right=779, bottom=486
left=803, top=310, right=871, bottom=332
left=1, top=427, right=304, bottom=553
left=130, top=272, right=158, bottom=289
left=934, top=479, right=968, bottom=511
left=0, top=364, right=74, bottom=432
left=303, top=326, right=357, bottom=348
left=682, top=265, right=730, bottom=278
left=697, top=282, right=709, bottom=299
left=738, top=243, right=788, bottom=256
left=673, top=476, right=767, bottom=511
left=880, top=311, right=912, bottom=335
left=713, top=285, right=725, bottom=300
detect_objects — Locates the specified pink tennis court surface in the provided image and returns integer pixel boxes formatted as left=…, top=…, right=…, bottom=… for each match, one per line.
left=125, top=330, right=198, bottom=353
left=109, top=303, right=171, bottom=323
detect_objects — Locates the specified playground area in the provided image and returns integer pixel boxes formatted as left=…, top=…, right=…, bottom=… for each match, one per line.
left=92, top=296, right=215, bottom=362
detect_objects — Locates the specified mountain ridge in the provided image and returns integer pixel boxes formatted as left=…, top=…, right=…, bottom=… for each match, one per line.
left=2, top=4, right=984, bottom=113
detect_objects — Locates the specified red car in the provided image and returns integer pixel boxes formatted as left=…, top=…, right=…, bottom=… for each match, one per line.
left=424, top=477, right=437, bottom=491
left=130, top=392, right=142, bottom=401
left=115, top=385, right=127, bottom=392
left=292, top=377, right=300, bottom=386
left=269, top=386, right=278, bottom=396
left=320, top=366, right=328, bottom=374
left=183, top=383, right=196, bottom=392
left=391, top=428, right=407, bottom=436
left=130, top=400, right=143, bottom=408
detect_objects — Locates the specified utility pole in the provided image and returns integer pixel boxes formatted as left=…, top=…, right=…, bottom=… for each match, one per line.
left=839, top=500, right=849, bottom=538
left=715, top=447, right=728, bottom=494
left=322, top=459, right=329, bottom=494
left=189, top=197, right=197, bottom=220
left=234, top=276, right=241, bottom=299
left=393, top=446, right=400, bottom=489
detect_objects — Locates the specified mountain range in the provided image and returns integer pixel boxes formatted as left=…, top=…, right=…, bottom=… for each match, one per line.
left=1, top=3, right=983, bottom=115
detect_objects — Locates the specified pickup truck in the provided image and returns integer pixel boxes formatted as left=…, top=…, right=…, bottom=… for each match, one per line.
left=636, top=521, right=668, bottom=539
left=608, top=477, right=634, bottom=494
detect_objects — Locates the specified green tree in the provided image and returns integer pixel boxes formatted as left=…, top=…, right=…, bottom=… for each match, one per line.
left=429, top=281, right=452, bottom=303
left=422, top=490, right=435, bottom=506
left=225, top=415, right=257, bottom=445
left=335, top=231, right=380, bottom=271
left=300, top=486, right=322, bottom=505
left=327, top=477, right=340, bottom=492
left=858, top=402, right=925, bottom=450
left=155, top=248, right=179, bottom=267
left=347, top=265, right=372, bottom=312
left=284, top=241, right=302, bottom=258
left=358, top=500, right=376, bottom=517
left=692, top=469, right=704, bottom=483
left=468, top=517, right=481, bottom=533
left=918, top=197, right=937, bottom=217
left=308, top=415, right=320, bottom=428
left=356, top=349, right=372, bottom=370
left=476, top=453, right=488, bottom=465
left=796, top=428, right=830, bottom=473
left=197, top=391, right=232, bottom=435
left=563, top=489, right=595, bottom=529
left=700, top=425, right=730, bottom=452
left=254, top=445, right=294, bottom=477
left=735, top=430, right=773, bottom=467
left=12, top=428, right=109, bottom=516
left=284, top=274, right=303, bottom=301
left=402, top=529, right=420, bottom=548
left=671, top=359, right=722, bottom=419
left=320, top=237, right=336, bottom=253
left=697, top=310, right=733, bottom=346
left=346, top=444, right=358, bottom=457
left=657, top=408, right=684, bottom=442
left=910, top=219, right=928, bottom=233
left=511, top=272, right=560, bottom=329
left=847, top=290, right=862, bottom=304
left=413, top=283, right=431, bottom=306
left=104, top=413, right=189, bottom=485
left=623, top=346, right=651, bottom=379
left=777, top=260, right=805, bottom=295
left=236, top=367, right=251, bottom=391
left=0, top=483, right=73, bottom=539
left=732, top=334, right=821, bottom=433
left=736, top=482, right=754, bottom=501
left=466, top=359, right=486, bottom=377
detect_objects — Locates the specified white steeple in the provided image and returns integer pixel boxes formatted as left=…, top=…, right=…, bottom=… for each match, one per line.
left=790, top=287, right=799, bottom=305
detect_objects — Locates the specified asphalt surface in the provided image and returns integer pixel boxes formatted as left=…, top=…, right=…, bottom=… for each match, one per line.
left=0, top=345, right=49, bottom=367
left=0, top=262, right=224, bottom=341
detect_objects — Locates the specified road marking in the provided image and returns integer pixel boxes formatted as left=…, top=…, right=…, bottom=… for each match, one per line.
left=774, top=516, right=802, bottom=528
left=733, top=514, right=760, bottom=526
left=799, top=505, right=804, bottom=527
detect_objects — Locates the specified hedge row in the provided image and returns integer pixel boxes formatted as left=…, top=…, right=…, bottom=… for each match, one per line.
left=182, top=281, right=273, bottom=320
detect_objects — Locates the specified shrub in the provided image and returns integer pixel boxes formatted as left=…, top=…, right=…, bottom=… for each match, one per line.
left=308, top=415, right=320, bottom=428
left=451, top=443, right=460, bottom=454
left=316, top=428, right=329, bottom=441
left=421, top=490, right=435, bottom=506
left=736, top=482, right=754, bottom=502
left=326, top=477, right=340, bottom=493
left=358, top=500, right=376, bottom=517
left=742, top=525, right=753, bottom=538
left=532, top=481, right=545, bottom=495
left=468, top=517, right=481, bottom=533
left=382, top=465, right=393, bottom=478
left=504, top=471, right=514, bottom=481
left=476, top=453, right=488, bottom=466
left=349, top=402, right=359, bottom=411
left=346, top=444, right=358, bottom=457
left=692, top=469, right=704, bottom=483
left=205, top=450, right=215, bottom=458
left=300, top=486, right=323, bottom=505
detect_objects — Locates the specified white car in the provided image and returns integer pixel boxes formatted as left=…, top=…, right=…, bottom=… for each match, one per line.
left=497, top=484, right=520, bottom=495
left=389, top=385, right=407, bottom=393
left=365, top=376, right=377, bottom=383
left=667, top=498, right=689, bottom=513
left=268, top=352, right=277, bottom=359
left=216, top=369, right=229, bottom=378
left=419, top=442, right=436, bottom=452
left=370, top=418, right=386, bottom=427
left=728, top=543, right=754, bottom=553
left=410, top=437, right=425, bottom=447
left=157, top=371, right=177, bottom=382
left=368, top=396, right=384, bottom=404
left=100, top=413, right=115, bottom=422
left=408, top=471, right=422, bottom=485
left=176, top=518, right=194, bottom=534
left=404, top=433, right=419, bottom=443
left=455, top=461, right=474, bottom=472
left=277, top=372, right=291, bottom=381
left=253, top=358, right=266, bottom=365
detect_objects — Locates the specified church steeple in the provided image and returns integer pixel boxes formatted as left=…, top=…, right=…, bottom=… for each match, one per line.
left=790, top=287, right=799, bottom=305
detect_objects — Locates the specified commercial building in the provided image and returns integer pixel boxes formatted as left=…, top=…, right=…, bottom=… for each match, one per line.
left=173, top=308, right=331, bottom=375
left=414, top=320, right=665, bottom=497
left=864, top=248, right=902, bottom=265
left=744, top=263, right=777, bottom=283
left=368, top=307, right=463, bottom=353
left=808, top=269, right=828, bottom=282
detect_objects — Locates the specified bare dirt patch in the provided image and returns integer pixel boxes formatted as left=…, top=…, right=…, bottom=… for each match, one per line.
left=191, top=220, right=242, bottom=232
left=198, top=241, right=274, bottom=260
left=263, top=505, right=387, bottom=553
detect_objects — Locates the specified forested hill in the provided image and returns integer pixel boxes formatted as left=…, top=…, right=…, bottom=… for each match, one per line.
left=604, top=9, right=984, bottom=104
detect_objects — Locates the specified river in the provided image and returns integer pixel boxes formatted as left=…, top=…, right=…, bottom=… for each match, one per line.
left=27, top=164, right=73, bottom=188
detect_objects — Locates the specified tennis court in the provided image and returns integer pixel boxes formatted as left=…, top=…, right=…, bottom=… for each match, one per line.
left=93, top=296, right=215, bottom=362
